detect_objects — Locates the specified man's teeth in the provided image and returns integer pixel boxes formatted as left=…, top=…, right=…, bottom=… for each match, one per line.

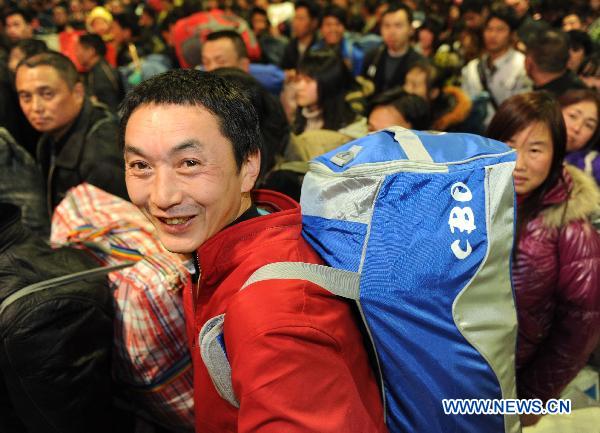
left=164, top=217, right=191, bottom=225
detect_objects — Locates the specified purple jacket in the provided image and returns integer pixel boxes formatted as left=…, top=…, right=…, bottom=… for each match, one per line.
left=566, top=149, right=600, bottom=186
left=513, top=165, right=600, bottom=402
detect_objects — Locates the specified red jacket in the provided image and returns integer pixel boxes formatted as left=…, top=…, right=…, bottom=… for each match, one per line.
left=514, top=165, right=600, bottom=402
left=183, top=190, right=387, bottom=433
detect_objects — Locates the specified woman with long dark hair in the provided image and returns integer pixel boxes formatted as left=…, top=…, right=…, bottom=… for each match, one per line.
left=293, top=49, right=365, bottom=134
left=486, top=91, right=600, bottom=426
left=558, top=89, right=600, bottom=186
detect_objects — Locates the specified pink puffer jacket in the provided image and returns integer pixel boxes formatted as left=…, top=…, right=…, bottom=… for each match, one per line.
left=513, top=165, right=600, bottom=402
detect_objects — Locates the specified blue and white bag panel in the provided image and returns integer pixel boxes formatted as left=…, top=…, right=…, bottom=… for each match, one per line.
left=300, top=127, right=520, bottom=433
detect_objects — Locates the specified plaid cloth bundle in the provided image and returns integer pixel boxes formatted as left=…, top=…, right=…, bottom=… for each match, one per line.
left=51, top=183, right=194, bottom=430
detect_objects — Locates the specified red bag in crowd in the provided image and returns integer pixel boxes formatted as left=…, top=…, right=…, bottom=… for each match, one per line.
left=59, top=29, right=117, bottom=70
left=171, top=9, right=261, bottom=68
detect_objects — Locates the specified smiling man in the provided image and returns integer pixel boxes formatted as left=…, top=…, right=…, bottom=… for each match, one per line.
left=15, top=52, right=127, bottom=213
left=120, top=69, right=387, bottom=433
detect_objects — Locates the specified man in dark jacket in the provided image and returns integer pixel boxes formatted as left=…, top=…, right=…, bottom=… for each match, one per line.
left=76, top=33, right=123, bottom=112
left=362, top=2, right=423, bottom=97
left=0, top=202, right=130, bottom=433
left=526, top=29, right=587, bottom=98
left=280, top=0, right=321, bottom=71
left=15, top=51, right=127, bottom=213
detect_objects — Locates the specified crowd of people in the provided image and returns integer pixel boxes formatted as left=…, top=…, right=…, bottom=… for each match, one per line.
left=1, top=0, right=600, bottom=432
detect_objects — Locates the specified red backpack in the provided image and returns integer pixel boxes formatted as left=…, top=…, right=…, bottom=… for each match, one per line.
left=171, top=9, right=261, bottom=68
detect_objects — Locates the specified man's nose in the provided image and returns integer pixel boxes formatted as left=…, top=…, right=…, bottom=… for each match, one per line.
left=151, top=168, right=183, bottom=210
left=31, top=95, right=44, bottom=113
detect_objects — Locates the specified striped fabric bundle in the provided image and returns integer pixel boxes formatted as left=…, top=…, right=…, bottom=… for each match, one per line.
left=51, top=183, right=194, bottom=430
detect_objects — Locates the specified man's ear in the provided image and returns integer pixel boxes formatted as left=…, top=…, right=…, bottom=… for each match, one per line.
left=240, top=151, right=261, bottom=193
left=240, top=57, right=251, bottom=73
left=524, top=54, right=534, bottom=77
left=73, top=81, right=85, bottom=104
left=429, top=87, right=440, bottom=101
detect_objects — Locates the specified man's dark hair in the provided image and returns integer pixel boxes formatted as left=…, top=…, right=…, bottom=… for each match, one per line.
left=205, top=29, right=248, bottom=59
left=113, top=13, right=140, bottom=38
left=567, top=30, right=593, bottom=57
left=250, top=6, right=269, bottom=20
left=212, top=67, right=290, bottom=179
left=527, top=29, right=570, bottom=73
left=4, top=7, right=34, bottom=24
left=382, top=2, right=413, bottom=24
left=485, top=3, right=519, bottom=31
left=460, top=0, right=487, bottom=14
left=78, top=33, right=107, bottom=57
left=369, top=87, right=431, bottom=130
left=12, top=38, right=48, bottom=58
left=321, top=5, right=347, bottom=27
left=119, top=69, right=261, bottom=172
left=17, top=51, right=81, bottom=88
left=295, top=0, right=321, bottom=20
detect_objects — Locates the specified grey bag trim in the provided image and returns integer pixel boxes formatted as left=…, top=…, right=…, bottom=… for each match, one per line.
left=0, top=262, right=134, bottom=316
left=385, top=126, right=434, bottom=163
left=199, top=314, right=239, bottom=408
left=241, top=262, right=360, bottom=300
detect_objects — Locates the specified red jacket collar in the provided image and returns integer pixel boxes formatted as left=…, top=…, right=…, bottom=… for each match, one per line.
left=195, top=190, right=301, bottom=284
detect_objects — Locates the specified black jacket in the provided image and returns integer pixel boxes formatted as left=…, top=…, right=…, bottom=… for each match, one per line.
left=362, top=45, right=424, bottom=97
left=0, top=203, right=130, bottom=433
left=534, top=70, right=588, bottom=99
left=84, top=59, right=124, bottom=113
left=37, top=98, right=128, bottom=213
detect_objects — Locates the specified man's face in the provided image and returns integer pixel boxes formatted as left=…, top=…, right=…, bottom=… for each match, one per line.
left=320, top=16, right=344, bottom=46
left=562, top=14, right=583, bottom=32
left=403, top=68, right=429, bottom=101
left=75, top=42, right=96, bottom=70
left=504, top=0, right=528, bottom=19
left=463, top=11, right=485, bottom=31
left=5, top=13, right=33, bottom=42
left=124, top=104, right=259, bottom=254
left=53, top=6, right=68, bottom=27
left=293, top=6, right=315, bottom=39
left=380, top=9, right=412, bottom=52
left=202, top=38, right=248, bottom=72
left=483, top=17, right=511, bottom=55
left=16, top=65, right=84, bottom=136
left=251, top=13, right=268, bottom=36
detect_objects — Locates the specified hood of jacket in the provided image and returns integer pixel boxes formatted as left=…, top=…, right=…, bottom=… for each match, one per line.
left=540, top=164, right=600, bottom=229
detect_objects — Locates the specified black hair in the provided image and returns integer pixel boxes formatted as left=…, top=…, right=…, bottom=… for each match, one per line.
left=567, top=30, right=593, bottom=57
left=17, top=51, right=81, bottom=88
left=369, top=87, right=431, bottom=130
left=460, top=0, right=487, bottom=14
left=485, top=2, right=519, bottom=32
left=11, top=38, right=48, bottom=59
left=382, top=2, right=413, bottom=24
left=527, top=29, right=570, bottom=73
left=295, top=48, right=359, bottom=133
left=295, top=0, right=321, bottom=20
left=321, top=5, right=347, bottom=28
left=205, top=29, right=248, bottom=59
left=78, top=33, right=107, bottom=57
left=113, top=13, right=140, bottom=38
left=119, top=69, right=261, bottom=172
left=4, top=8, right=34, bottom=24
left=211, top=67, right=290, bottom=179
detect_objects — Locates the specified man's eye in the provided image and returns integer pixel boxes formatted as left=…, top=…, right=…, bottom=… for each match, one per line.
left=129, top=161, right=149, bottom=170
left=183, top=160, right=199, bottom=168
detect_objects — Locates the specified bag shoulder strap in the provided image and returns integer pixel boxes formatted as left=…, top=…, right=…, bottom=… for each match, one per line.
left=477, top=57, right=500, bottom=110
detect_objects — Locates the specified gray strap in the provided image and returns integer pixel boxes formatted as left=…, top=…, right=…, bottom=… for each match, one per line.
left=385, top=126, right=434, bottom=163
left=241, top=262, right=360, bottom=300
left=199, top=314, right=239, bottom=408
left=0, top=262, right=134, bottom=316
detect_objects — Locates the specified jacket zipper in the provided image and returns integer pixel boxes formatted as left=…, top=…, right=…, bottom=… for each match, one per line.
left=47, top=153, right=56, bottom=219
left=0, top=262, right=134, bottom=316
